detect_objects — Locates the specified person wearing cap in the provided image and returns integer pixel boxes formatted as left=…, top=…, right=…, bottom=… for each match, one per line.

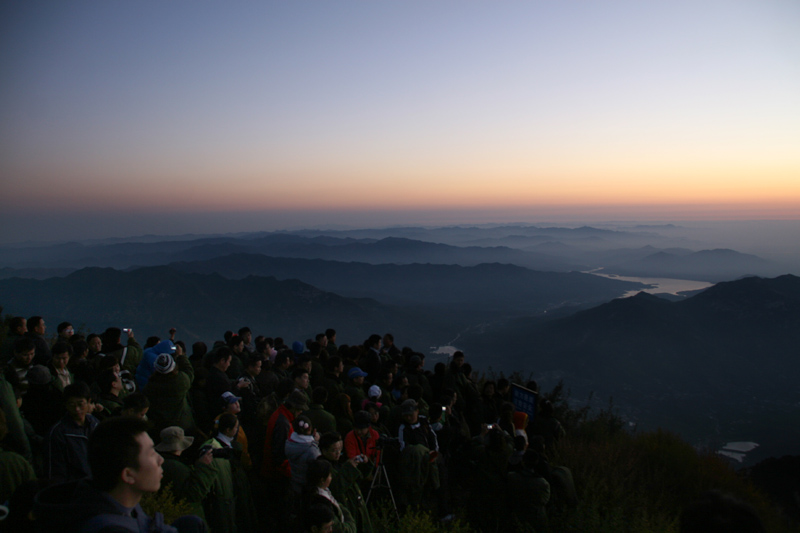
left=344, top=411, right=380, bottom=466
left=135, top=339, right=175, bottom=390
left=396, top=398, right=448, bottom=515
left=157, top=426, right=216, bottom=520
left=213, top=391, right=251, bottom=469
left=143, top=351, right=197, bottom=437
left=345, top=367, right=368, bottom=416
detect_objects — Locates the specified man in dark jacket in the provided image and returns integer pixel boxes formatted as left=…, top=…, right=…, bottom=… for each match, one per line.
left=34, top=416, right=205, bottom=532
left=45, top=382, right=99, bottom=483
left=26, top=315, right=51, bottom=366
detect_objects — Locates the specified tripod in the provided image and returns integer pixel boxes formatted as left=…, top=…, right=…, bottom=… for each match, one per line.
left=366, top=450, right=400, bottom=520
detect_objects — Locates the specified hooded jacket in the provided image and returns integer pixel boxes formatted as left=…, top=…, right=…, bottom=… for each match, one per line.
left=135, top=340, right=175, bottom=390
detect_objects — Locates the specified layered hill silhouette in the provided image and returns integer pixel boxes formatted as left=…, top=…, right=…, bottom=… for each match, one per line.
left=168, top=253, right=645, bottom=312
left=461, top=274, right=800, bottom=457
left=2, top=224, right=787, bottom=282
left=0, top=266, right=455, bottom=345
left=601, top=248, right=778, bottom=281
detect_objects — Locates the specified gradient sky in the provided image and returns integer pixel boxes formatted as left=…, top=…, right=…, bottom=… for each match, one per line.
left=1, top=1, right=799, bottom=243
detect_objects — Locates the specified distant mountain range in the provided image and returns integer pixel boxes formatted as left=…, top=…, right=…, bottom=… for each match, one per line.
left=0, top=266, right=453, bottom=345
left=169, top=253, right=644, bottom=313
left=601, top=248, right=779, bottom=282
left=461, top=274, right=800, bottom=460
left=0, top=255, right=646, bottom=349
left=2, top=223, right=789, bottom=283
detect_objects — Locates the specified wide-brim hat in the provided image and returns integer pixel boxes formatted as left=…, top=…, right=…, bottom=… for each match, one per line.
left=155, top=426, right=194, bottom=452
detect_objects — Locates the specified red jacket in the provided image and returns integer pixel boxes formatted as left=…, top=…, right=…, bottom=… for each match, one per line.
left=344, top=426, right=380, bottom=464
left=261, top=404, right=294, bottom=479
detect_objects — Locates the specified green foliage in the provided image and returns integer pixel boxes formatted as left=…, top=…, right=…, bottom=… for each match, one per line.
left=140, top=483, right=193, bottom=525
left=370, top=503, right=474, bottom=533
left=548, top=425, right=794, bottom=532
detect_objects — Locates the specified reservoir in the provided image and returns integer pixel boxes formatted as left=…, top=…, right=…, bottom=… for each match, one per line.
left=587, top=271, right=715, bottom=298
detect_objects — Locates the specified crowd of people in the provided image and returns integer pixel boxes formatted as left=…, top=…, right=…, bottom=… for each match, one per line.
left=0, top=315, right=575, bottom=532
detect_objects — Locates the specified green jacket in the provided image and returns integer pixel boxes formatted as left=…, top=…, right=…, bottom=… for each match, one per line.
left=306, top=404, right=337, bottom=435
left=329, top=460, right=373, bottom=533
left=160, top=453, right=217, bottom=520
left=204, top=438, right=236, bottom=533
left=0, top=446, right=36, bottom=503
left=0, top=375, right=31, bottom=462
left=109, top=338, right=143, bottom=376
left=143, top=354, right=195, bottom=434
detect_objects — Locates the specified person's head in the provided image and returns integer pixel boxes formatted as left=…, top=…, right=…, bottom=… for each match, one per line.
left=9, top=316, right=27, bottom=336
left=347, top=367, right=367, bottom=385
left=71, top=339, right=89, bottom=361
left=378, top=369, right=393, bottom=388
left=191, top=341, right=207, bottom=359
left=319, top=432, right=343, bottom=462
left=63, top=381, right=92, bottom=425
left=228, top=334, right=244, bottom=354
left=284, top=390, right=309, bottom=415
left=275, top=351, right=292, bottom=370
left=144, top=336, right=161, bottom=350
left=211, top=347, right=232, bottom=371
left=292, top=367, right=310, bottom=390
left=298, top=357, right=312, bottom=373
left=101, top=327, right=122, bottom=349
left=97, top=368, right=123, bottom=395
left=400, top=399, right=419, bottom=425
left=246, top=353, right=264, bottom=376
left=353, top=411, right=371, bottom=438
left=293, top=414, right=314, bottom=436
left=217, top=412, right=239, bottom=438
left=451, top=351, right=465, bottom=368
left=315, top=333, right=328, bottom=347
left=87, top=333, right=102, bottom=353
left=57, top=322, right=74, bottom=339
left=96, top=354, right=120, bottom=375
left=497, top=378, right=510, bottom=394
left=27, top=316, right=45, bottom=336
left=382, top=333, right=394, bottom=347
left=255, top=336, right=269, bottom=354
left=482, top=380, right=496, bottom=398
left=51, top=342, right=72, bottom=370
left=122, top=392, right=150, bottom=420
left=13, top=337, right=36, bottom=366
left=238, top=327, right=252, bottom=344
left=306, top=458, right=333, bottom=489
left=153, top=353, right=177, bottom=376
left=220, top=391, right=242, bottom=414
left=155, top=426, right=194, bottom=456
left=89, top=417, right=163, bottom=496
left=305, top=503, right=335, bottom=533
left=364, top=334, right=381, bottom=351
left=325, top=328, right=336, bottom=343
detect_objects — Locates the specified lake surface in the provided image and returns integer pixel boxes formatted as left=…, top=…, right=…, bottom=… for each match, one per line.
left=587, top=271, right=715, bottom=298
